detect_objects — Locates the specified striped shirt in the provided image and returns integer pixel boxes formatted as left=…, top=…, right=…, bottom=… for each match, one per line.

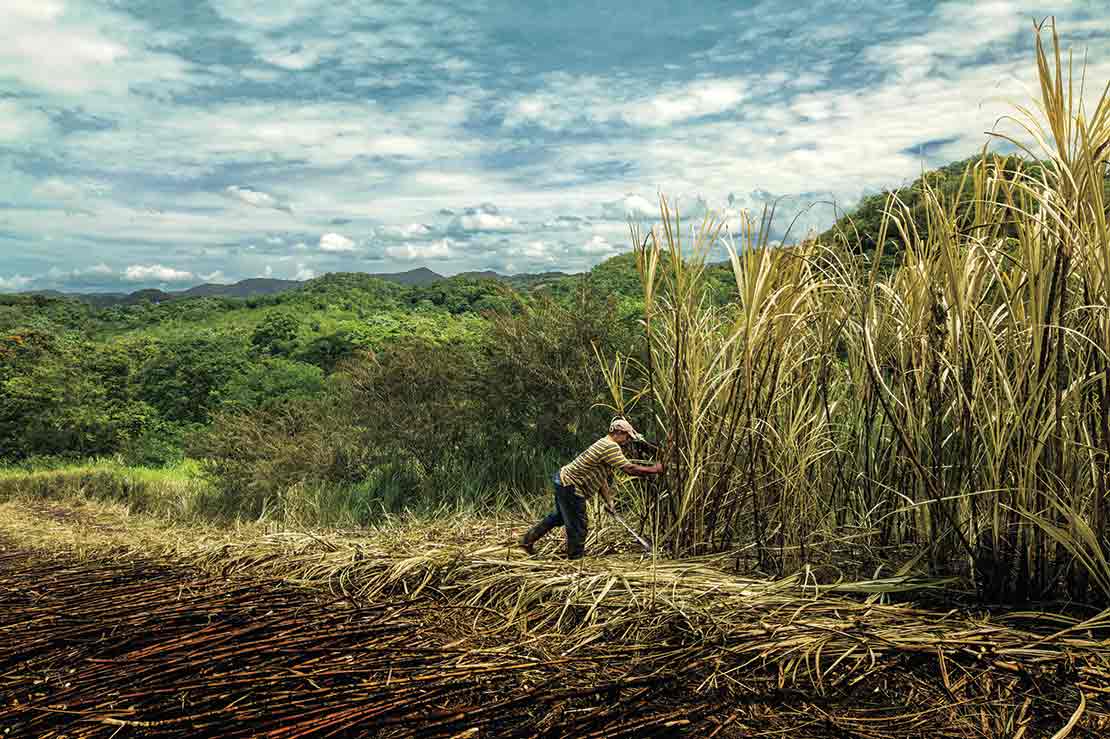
left=559, top=436, right=631, bottom=499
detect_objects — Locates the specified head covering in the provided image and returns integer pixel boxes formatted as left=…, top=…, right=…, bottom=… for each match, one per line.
left=609, top=417, right=644, bottom=442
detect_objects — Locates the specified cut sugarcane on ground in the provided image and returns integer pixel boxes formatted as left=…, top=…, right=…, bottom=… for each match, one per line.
left=0, top=499, right=1107, bottom=738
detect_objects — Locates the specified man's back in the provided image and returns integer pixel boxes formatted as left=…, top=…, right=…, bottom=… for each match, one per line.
left=559, top=435, right=629, bottom=498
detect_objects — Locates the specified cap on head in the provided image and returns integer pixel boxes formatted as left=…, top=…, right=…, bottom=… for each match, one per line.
left=609, top=417, right=644, bottom=442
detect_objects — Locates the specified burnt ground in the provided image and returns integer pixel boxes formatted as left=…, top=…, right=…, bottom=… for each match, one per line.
left=0, top=543, right=741, bottom=738
left=0, top=542, right=1105, bottom=738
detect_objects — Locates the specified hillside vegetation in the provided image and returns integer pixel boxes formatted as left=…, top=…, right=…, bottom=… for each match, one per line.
left=1, top=259, right=658, bottom=513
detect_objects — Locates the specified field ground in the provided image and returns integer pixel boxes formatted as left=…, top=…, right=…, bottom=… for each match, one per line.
left=0, top=496, right=1107, bottom=738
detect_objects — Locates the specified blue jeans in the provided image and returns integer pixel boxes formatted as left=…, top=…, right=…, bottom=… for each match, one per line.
left=523, top=471, right=588, bottom=559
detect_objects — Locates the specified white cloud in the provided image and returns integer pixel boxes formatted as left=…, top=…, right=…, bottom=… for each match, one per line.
left=44, top=263, right=115, bottom=281
left=603, top=194, right=657, bottom=221
left=0, top=100, right=50, bottom=143
left=863, top=1, right=1043, bottom=83
left=240, top=67, right=283, bottom=82
left=380, top=223, right=432, bottom=240
left=450, top=212, right=519, bottom=233
left=579, top=235, right=616, bottom=255
left=319, top=232, right=356, bottom=252
left=0, top=2, right=192, bottom=96
left=225, top=185, right=292, bottom=213
left=260, top=39, right=339, bottom=70
left=32, top=178, right=95, bottom=201
left=123, top=264, right=196, bottom=283
left=66, top=101, right=478, bottom=181
left=209, top=0, right=333, bottom=30
left=511, top=240, right=559, bottom=263
left=8, top=0, right=64, bottom=23
left=626, top=79, right=746, bottom=127
left=0, top=274, right=33, bottom=292
left=36, top=180, right=78, bottom=200
left=294, top=263, right=316, bottom=280
left=385, top=239, right=452, bottom=261
left=209, top=0, right=483, bottom=90
left=200, top=270, right=229, bottom=283
left=502, top=75, right=747, bottom=131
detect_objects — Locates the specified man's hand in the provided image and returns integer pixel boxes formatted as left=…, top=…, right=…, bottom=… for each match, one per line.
left=623, top=462, right=666, bottom=477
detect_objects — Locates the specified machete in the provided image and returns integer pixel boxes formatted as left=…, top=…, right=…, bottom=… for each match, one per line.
left=609, top=508, right=654, bottom=554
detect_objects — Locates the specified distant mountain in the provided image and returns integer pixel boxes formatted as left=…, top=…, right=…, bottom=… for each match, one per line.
left=66, top=280, right=303, bottom=307
left=455, top=270, right=502, bottom=280
left=14, top=266, right=583, bottom=306
left=178, top=278, right=302, bottom=299
left=382, top=267, right=443, bottom=285
left=19, top=269, right=449, bottom=307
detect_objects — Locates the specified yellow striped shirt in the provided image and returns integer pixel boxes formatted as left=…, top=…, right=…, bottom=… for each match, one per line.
left=559, top=436, right=631, bottom=499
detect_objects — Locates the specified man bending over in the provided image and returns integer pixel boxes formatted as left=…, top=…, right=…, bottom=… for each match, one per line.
left=519, top=417, right=664, bottom=559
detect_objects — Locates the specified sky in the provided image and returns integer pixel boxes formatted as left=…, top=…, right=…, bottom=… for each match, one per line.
left=1, top=1, right=1109, bottom=293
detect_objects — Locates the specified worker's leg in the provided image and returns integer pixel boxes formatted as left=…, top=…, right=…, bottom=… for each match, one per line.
left=521, top=505, right=562, bottom=548
left=555, top=484, right=588, bottom=559
left=520, top=475, right=565, bottom=552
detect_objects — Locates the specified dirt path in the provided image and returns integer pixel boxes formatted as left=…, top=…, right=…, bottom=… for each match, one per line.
left=0, top=544, right=724, bottom=738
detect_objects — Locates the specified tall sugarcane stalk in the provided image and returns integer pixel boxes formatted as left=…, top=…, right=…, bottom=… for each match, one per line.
left=603, top=20, right=1110, bottom=601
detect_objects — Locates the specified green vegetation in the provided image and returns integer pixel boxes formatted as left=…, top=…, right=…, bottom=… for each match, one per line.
left=1, top=265, right=640, bottom=524
left=0, top=459, right=210, bottom=520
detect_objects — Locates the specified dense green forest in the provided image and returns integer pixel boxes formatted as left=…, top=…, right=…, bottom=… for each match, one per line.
left=0, top=250, right=672, bottom=513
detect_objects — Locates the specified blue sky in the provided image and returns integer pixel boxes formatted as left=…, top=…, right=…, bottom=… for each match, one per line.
left=1, top=1, right=1108, bottom=292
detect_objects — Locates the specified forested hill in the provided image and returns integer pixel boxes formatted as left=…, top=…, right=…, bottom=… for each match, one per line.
left=0, top=250, right=661, bottom=463
left=28, top=268, right=445, bottom=308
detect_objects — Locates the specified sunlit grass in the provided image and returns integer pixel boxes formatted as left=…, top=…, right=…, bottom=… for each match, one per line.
left=0, top=458, right=211, bottom=520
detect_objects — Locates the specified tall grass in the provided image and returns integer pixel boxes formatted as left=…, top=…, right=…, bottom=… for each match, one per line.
left=0, top=459, right=212, bottom=520
left=0, top=450, right=549, bottom=529
left=620, top=21, right=1110, bottom=602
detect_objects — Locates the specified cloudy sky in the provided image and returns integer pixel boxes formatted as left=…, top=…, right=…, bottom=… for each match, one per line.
left=2, top=1, right=1108, bottom=292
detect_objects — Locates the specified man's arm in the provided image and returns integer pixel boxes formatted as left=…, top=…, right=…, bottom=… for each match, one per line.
left=621, top=461, right=664, bottom=476
left=602, top=437, right=663, bottom=477
left=599, top=479, right=616, bottom=513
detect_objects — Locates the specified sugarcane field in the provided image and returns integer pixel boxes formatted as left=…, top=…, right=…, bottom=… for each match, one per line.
left=4, top=6, right=1110, bottom=739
